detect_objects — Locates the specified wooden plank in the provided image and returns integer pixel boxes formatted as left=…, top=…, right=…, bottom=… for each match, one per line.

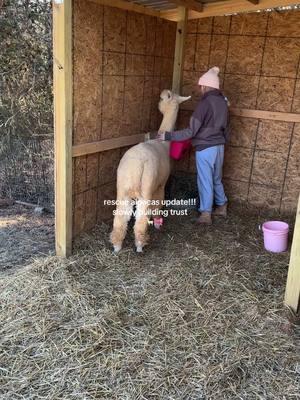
left=162, top=0, right=298, bottom=20
left=72, top=105, right=300, bottom=158
left=246, top=0, right=260, bottom=4
left=285, top=194, right=300, bottom=313
left=90, top=0, right=163, bottom=18
left=230, top=108, right=300, bottom=123
left=181, top=105, right=300, bottom=123
left=172, top=7, right=188, bottom=94
left=53, top=0, right=73, bottom=257
left=72, top=133, right=147, bottom=157
left=171, top=0, right=203, bottom=13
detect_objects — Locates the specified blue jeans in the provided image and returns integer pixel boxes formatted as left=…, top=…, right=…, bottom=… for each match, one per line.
left=196, top=145, right=228, bottom=213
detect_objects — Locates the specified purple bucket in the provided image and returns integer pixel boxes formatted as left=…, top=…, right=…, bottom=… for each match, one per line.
left=262, top=221, right=289, bottom=253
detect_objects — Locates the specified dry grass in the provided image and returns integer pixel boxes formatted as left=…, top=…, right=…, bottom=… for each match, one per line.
left=0, top=204, right=54, bottom=272
left=0, top=204, right=299, bottom=399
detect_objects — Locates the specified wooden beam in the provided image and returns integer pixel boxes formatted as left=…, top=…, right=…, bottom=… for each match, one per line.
left=171, top=0, right=203, bottom=13
left=181, top=105, right=300, bottom=123
left=246, top=0, right=260, bottom=4
left=73, top=131, right=159, bottom=157
left=72, top=134, right=147, bottom=157
left=285, top=194, right=300, bottom=313
left=188, top=0, right=296, bottom=18
left=172, top=7, right=188, bottom=94
left=230, top=108, right=300, bottom=123
left=90, top=0, right=164, bottom=18
left=161, top=0, right=298, bottom=20
left=53, top=0, right=73, bottom=257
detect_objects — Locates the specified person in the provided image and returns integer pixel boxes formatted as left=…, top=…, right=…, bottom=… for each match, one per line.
left=157, top=66, right=229, bottom=225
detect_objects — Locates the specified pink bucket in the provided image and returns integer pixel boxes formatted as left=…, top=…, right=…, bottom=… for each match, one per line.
left=169, top=140, right=191, bottom=160
left=262, top=221, right=289, bottom=253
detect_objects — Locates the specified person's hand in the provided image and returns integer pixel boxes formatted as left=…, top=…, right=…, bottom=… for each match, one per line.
left=157, top=130, right=166, bottom=141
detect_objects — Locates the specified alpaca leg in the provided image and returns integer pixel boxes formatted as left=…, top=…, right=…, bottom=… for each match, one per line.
left=147, top=186, right=164, bottom=215
left=110, top=197, right=133, bottom=253
left=134, top=199, right=150, bottom=252
left=156, top=185, right=165, bottom=212
left=149, top=185, right=165, bottom=229
left=155, top=186, right=165, bottom=229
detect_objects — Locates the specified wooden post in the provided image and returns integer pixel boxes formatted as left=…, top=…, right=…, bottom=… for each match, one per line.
left=53, top=0, right=73, bottom=257
left=285, top=194, right=300, bottom=313
left=172, top=7, right=187, bottom=95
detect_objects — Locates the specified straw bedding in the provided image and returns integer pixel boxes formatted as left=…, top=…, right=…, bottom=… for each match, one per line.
left=0, top=204, right=54, bottom=272
left=0, top=205, right=299, bottom=399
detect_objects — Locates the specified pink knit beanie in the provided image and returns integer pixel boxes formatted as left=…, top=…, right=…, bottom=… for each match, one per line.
left=198, top=66, right=220, bottom=89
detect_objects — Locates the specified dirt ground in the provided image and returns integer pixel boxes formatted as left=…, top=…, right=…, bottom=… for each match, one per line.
left=1, top=203, right=299, bottom=399
left=0, top=204, right=55, bottom=273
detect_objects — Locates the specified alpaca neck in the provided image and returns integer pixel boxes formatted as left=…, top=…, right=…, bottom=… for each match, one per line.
left=159, top=105, right=178, bottom=132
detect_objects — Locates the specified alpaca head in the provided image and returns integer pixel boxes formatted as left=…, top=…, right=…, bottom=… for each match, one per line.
left=158, top=90, right=191, bottom=115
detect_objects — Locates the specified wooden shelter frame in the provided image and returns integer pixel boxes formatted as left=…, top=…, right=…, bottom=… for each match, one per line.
left=53, top=0, right=300, bottom=312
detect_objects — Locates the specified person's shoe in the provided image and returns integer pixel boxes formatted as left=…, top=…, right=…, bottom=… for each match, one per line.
left=212, top=203, right=228, bottom=217
left=196, top=212, right=212, bottom=225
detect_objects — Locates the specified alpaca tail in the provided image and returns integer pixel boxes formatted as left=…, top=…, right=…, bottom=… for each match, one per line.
left=117, top=156, right=145, bottom=198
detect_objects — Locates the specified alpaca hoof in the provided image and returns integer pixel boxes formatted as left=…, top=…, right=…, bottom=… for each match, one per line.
left=136, top=245, right=143, bottom=253
left=113, top=244, right=122, bottom=254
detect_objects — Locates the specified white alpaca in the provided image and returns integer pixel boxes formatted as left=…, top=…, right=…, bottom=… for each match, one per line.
left=110, top=90, right=191, bottom=253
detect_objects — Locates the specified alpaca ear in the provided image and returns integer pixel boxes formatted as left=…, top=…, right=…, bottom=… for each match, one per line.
left=167, top=90, right=172, bottom=99
left=211, top=66, right=220, bottom=75
left=178, top=95, right=191, bottom=104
